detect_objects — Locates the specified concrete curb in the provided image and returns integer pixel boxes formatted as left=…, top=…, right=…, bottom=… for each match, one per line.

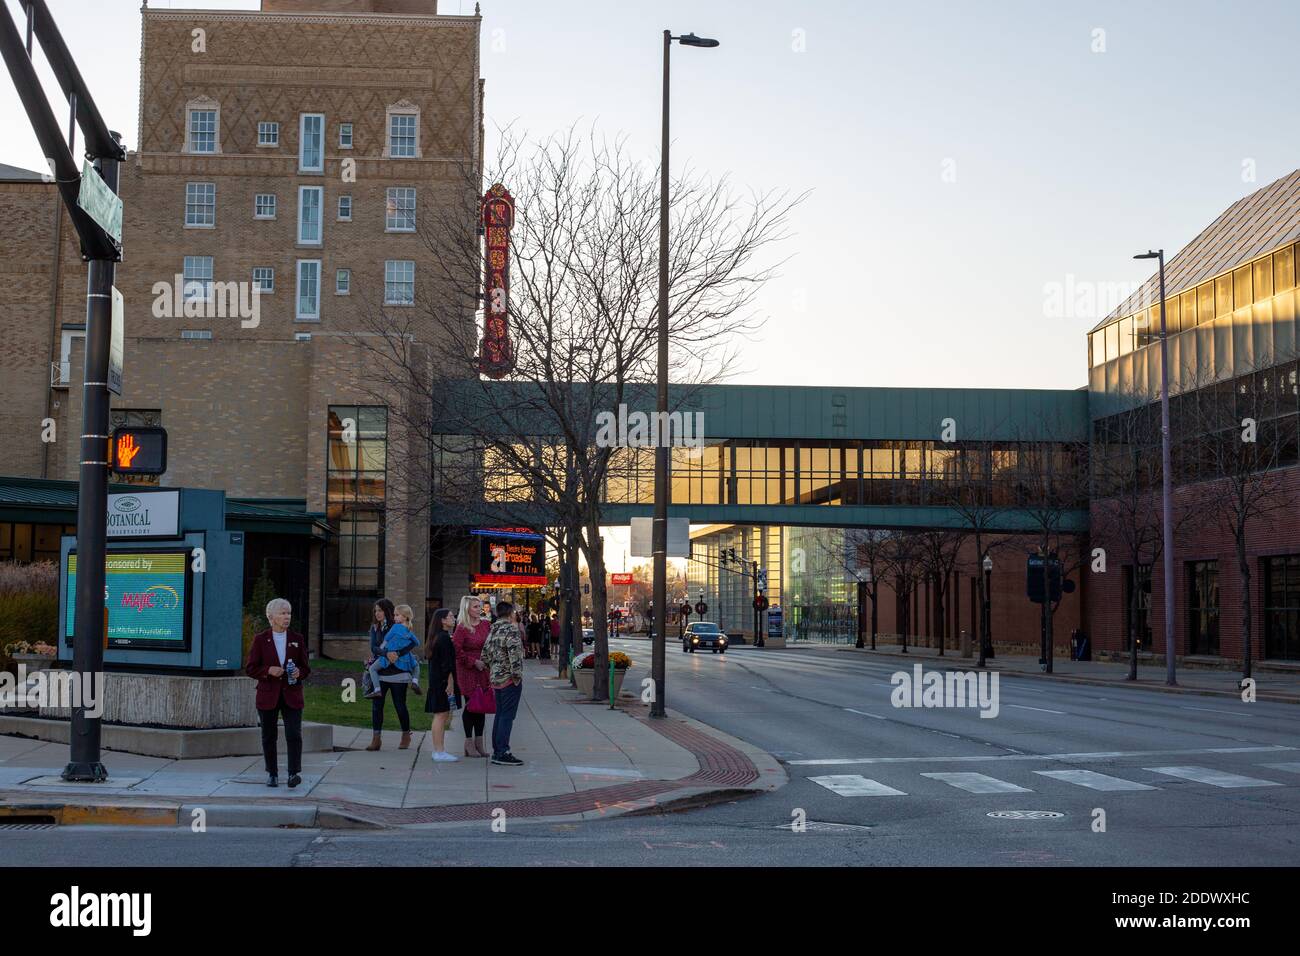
left=836, top=646, right=1300, bottom=704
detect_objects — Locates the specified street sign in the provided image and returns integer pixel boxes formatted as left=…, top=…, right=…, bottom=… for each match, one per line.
left=756, top=569, right=767, bottom=590
left=109, top=427, right=167, bottom=476
left=108, top=287, right=123, bottom=396
left=77, top=160, right=122, bottom=244
left=629, top=516, right=690, bottom=558
left=694, top=601, right=708, bottom=616
left=1027, top=555, right=1064, bottom=604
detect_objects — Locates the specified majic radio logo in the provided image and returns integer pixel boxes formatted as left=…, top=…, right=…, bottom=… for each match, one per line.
left=120, top=585, right=181, bottom=613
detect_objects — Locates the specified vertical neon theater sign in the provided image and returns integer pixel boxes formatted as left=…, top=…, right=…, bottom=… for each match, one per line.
left=479, top=183, right=515, bottom=378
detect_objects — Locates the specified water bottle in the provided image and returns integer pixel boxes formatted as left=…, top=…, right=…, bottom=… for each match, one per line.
left=286, top=659, right=298, bottom=686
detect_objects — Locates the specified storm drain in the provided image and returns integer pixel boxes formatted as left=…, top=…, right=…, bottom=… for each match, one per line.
left=0, top=818, right=58, bottom=829
left=986, top=810, right=1065, bottom=820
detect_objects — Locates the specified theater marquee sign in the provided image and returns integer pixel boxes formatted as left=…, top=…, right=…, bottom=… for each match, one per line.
left=470, top=528, right=545, bottom=588
left=479, top=183, right=515, bottom=378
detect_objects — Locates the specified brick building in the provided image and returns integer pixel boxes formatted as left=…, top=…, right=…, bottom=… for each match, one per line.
left=0, top=0, right=483, bottom=655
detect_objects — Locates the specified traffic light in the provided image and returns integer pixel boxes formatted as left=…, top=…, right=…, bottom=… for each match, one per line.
left=109, top=427, right=167, bottom=476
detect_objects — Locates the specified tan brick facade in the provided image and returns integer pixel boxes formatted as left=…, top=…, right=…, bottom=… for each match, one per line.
left=0, top=3, right=482, bottom=642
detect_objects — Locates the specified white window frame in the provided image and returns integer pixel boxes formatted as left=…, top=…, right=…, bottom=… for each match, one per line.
left=385, top=187, right=416, bottom=232
left=180, top=329, right=213, bottom=340
left=296, top=259, right=321, bottom=321
left=385, top=259, right=415, bottom=306
left=339, top=123, right=353, bottom=149
left=183, top=255, right=214, bottom=303
left=253, top=267, right=275, bottom=293
left=338, top=195, right=352, bottom=221
left=185, top=98, right=220, bottom=154
left=299, top=113, right=325, bottom=174
left=385, top=102, right=420, bottom=159
left=254, top=194, right=277, bottom=220
left=184, top=182, right=216, bottom=228
left=336, top=269, right=351, bottom=296
left=298, top=185, right=324, bottom=246
left=257, top=121, right=279, bottom=147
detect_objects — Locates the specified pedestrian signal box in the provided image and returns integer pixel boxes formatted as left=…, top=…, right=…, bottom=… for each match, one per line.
left=109, top=427, right=167, bottom=476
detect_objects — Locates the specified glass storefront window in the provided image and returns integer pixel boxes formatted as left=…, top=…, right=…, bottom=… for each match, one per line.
left=1264, top=554, right=1300, bottom=661
left=1198, top=282, right=1215, bottom=324
left=1106, top=321, right=1120, bottom=361
left=1275, top=245, right=1296, bottom=293
left=1254, top=257, right=1273, bottom=302
left=1117, top=315, right=1134, bottom=356
left=1233, top=265, right=1252, bottom=310
left=326, top=405, right=387, bottom=632
left=1187, top=560, right=1219, bottom=656
left=1215, top=274, right=1233, bottom=318
left=1180, top=290, right=1197, bottom=330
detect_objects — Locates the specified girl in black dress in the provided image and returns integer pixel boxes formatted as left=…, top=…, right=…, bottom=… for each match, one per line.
left=424, top=607, right=460, bottom=762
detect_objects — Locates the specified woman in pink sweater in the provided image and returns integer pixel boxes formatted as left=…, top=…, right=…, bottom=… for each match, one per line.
left=453, top=595, right=493, bottom=757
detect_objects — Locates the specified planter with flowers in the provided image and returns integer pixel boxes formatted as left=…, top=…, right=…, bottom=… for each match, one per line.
left=3, top=640, right=57, bottom=673
left=573, top=650, right=633, bottom=699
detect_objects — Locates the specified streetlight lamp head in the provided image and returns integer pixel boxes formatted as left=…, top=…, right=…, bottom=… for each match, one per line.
left=1133, top=250, right=1160, bottom=260
left=677, top=32, right=720, bottom=47
left=983, top=555, right=993, bottom=572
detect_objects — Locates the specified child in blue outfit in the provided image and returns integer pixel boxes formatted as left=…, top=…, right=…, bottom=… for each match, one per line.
left=365, top=605, right=420, bottom=698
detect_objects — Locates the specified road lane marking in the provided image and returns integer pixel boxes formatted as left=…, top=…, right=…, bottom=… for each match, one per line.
left=1144, top=766, right=1283, bottom=788
left=808, top=774, right=906, bottom=797
left=844, top=708, right=886, bottom=720
left=786, top=745, right=1296, bottom=766
left=1033, top=769, right=1157, bottom=791
left=921, top=772, right=1032, bottom=794
left=1262, top=762, right=1300, bottom=774
left=1179, top=705, right=1256, bottom=717
left=1009, top=704, right=1067, bottom=715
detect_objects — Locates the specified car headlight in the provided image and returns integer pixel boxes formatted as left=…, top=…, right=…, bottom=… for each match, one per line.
left=719, top=637, right=727, bottom=643
left=691, top=636, right=699, bottom=643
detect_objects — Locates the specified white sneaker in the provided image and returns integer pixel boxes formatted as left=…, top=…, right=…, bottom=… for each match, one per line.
left=432, top=751, right=459, bottom=762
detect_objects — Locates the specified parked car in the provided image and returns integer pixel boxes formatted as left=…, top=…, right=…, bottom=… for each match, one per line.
left=682, top=621, right=728, bottom=654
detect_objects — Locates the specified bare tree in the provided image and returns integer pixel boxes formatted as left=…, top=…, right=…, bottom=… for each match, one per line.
left=880, top=532, right=928, bottom=653
left=917, top=528, right=968, bottom=656
left=348, top=126, right=802, bottom=698
left=1175, top=359, right=1296, bottom=680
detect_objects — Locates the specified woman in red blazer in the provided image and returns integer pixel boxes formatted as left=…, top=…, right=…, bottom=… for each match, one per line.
left=245, top=598, right=311, bottom=788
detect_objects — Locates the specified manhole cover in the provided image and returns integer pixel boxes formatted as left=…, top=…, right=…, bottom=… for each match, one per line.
left=987, top=810, right=1065, bottom=820
left=773, top=821, right=872, bottom=832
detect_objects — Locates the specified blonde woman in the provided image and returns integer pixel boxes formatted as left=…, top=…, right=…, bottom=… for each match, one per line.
left=452, top=595, right=493, bottom=757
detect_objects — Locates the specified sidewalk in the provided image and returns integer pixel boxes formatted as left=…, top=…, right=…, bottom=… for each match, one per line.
left=833, top=643, right=1300, bottom=703
left=0, top=658, right=784, bottom=830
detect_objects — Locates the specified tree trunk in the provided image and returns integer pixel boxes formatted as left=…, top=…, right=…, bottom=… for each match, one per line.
left=870, top=583, right=878, bottom=650
left=1238, top=530, right=1252, bottom=681
left=582, top=518, right=610, bottom=701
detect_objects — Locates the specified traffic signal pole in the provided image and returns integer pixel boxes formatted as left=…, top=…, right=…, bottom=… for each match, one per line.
left=1, top=0, right=124, bottom=782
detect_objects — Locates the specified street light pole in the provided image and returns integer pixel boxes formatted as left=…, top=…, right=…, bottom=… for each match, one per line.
left=980, top=554, right=993, bottom=668
left=652, top=29, right=718, bottom=718
left=1136, top=249, right=1176, bottom=687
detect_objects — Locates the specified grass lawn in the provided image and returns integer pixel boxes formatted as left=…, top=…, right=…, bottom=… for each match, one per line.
left=303, top=657, right=434, bottom=732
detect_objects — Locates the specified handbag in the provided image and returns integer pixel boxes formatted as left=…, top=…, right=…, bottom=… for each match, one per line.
left=466, top=686, right=496, bottom=714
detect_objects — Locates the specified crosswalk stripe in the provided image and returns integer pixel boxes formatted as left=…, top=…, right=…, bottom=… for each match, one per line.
left=1144, top=766, right=1283, bottom=788
left=921, top=772, right=1032, bottom=794
left=1262, top=762, right=1300, bottom=775
left=808, top=775, right=907, bottom=797
left=1033, top=769, right=1157, bottom=791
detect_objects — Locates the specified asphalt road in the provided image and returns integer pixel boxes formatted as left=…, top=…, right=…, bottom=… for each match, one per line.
left=4, top=641, right=1299, bottom=866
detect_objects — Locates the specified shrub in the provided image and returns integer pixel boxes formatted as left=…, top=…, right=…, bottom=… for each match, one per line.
left=243, top=562, right=278, bottom=631
left=576, top=650, right=633, bottom=670
left=0, top=563, right=59, bottom=665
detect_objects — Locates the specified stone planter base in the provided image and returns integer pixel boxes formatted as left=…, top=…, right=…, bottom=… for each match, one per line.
left=573, top=668, right=628, bottom=699
left=38, top=672, right=258, bottom=729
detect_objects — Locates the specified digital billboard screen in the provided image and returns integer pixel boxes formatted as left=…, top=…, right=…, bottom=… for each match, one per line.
left=470, top=528, right=546, bottom=588
left=64, top=549, right=192, bottom=651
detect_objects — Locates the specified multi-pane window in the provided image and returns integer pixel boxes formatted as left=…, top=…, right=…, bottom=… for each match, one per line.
left=1187, top=560, right=1220, bottom=656
left=336, top=269, right=351, bottom=295
left=182, top=255, right=213, bottom=302
left=1264, top=555, right=1300, bottom=661
left=388, top=113, right=417, bottom=158
left=325, top=405, right=388, bottom=632
left=339, top=123, right=353, bottom=148
left=180, top=329, right=212, bottom=340
left=299, top=113, right=324, bottom=172
left=188, top=109, right=217, bottom=153
left=298, top=186, right=323, bottom=245
left=184, top=182, right=216, bottom=227
left=385, top=187, right=415, bottom=231
left=254, top=194, right=277, bottom=219
left=296, top=260, right=321, bottom=320
left=338, top=195, right=352, bottom=221
left=257, top=121, right=279, bottom=146
left=384, top=260, right=415, bottom=305
left=253, top=267, right=274, bottom=293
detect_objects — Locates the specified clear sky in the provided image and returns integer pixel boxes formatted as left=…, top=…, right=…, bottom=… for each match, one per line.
left=5, top=0, right=1300, bottom=394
